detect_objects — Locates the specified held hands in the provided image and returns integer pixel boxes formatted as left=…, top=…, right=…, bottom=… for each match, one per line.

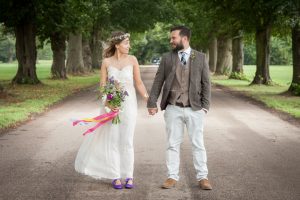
left=144, top=93, right=157, bottom=115
left=143, top=93, right=149, bottom=102
left=148, top=108, right=158, bottom=116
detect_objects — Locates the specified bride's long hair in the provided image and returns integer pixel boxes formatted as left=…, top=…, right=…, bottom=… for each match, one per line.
left=103, top=31, right=130, bottom=58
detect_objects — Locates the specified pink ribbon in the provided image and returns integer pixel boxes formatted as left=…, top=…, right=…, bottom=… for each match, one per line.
left=72, top=111, right=119, bottom=135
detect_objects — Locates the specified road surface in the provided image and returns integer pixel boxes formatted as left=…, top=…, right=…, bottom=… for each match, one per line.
left=0, top=66, right=299, bottom=200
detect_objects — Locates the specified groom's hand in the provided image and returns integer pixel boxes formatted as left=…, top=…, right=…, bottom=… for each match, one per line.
left=148, top=108, right=158, bottom=115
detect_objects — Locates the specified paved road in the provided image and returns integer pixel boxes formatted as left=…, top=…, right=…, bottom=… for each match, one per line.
left=0, top=66, right=299, bottom=200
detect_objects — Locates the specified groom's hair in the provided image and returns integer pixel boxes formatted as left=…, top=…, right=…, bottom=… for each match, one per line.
left=170, top=25, right=191, bottom=40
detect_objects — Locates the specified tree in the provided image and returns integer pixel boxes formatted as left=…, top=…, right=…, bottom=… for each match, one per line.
left=39, top=0, right=94, bottom=76
left=285, top=0, right=300, bottom=95
left=0, top=84, right=3, bottom=94
left=207, top=1, right=236, bottom=75
left=208, top=38, right=217, bottom=72
left=64, top=0, right=173, bottom=73
left=174, top=0, right=217, bottom=51
left=85, top=0, right=110, bottom=69
left=67, top=33, right=85, bottom=74
left=110, top=0, right=174, bottom=32
left=0, top=83, right=5, bottom=99
left=64, top=0, right=91, bottom=75
left=199, top=0, right=245, bottom=77
left=98, top=0, right=174, bottom=65
left=290, top=24, right=300, bottom=95
left=233, top=0, right=285, bottom=85
left=230, top=32, right=244, bottom=79
left=50, top=32, right=67, bottom=79
left=215, top=35, right=232, bottom=75
left=130, top=23, right=171, bottom=64
left=173, top=0, right=217, bottom=72
left=175, top=0, right=237, bottom=75
left=208, top=0, right=290, bottom=83
left=0, top=25, right=15, bottom=63
left=82, top=37, right=92, bottom=71
left=38, top=0, right=69, bottom=79
left=0, top=0, right=40, bottom=84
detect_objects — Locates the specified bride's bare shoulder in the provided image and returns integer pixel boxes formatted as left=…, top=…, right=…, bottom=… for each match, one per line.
left=128, top=55, right=137, bottom=60
left=102, top=57, right=111, bottom=68
left=128, top=55, right=138, bottom=64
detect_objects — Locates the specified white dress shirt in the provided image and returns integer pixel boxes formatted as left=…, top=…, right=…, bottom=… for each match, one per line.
left=178, top=46, right=192, bottom=62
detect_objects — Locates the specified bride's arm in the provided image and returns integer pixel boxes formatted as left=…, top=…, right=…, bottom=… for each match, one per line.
left=100, top=58, right=108, bottom=87
left=132, top=56, right=149, bottom=102
left=100, top=59, right=118, bottom=111
left=100, top=59, right=108, bottom=105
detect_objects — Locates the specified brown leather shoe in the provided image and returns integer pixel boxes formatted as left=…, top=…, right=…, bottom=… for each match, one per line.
left=199, top=179, right=212, bottom=190
left=162, top=178, right=177, bottom=189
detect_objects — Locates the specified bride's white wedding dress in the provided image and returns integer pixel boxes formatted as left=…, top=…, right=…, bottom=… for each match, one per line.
left=75, top=65, right=137, bottom=179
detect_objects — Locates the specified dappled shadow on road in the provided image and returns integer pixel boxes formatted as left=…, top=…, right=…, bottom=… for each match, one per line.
left=181, top=89, right=300, bottom=200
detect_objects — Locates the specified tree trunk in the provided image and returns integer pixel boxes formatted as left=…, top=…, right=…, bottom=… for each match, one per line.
left=8, top=45, right=14, bottom=63
left=12, top=22, right=39, bottom=84
left=66, top=32, right=85, bottom=75
left=215, top=36, right=232, bottom=75
left=205, top=48, right=209, bottom=65
left=82, top=38, right=93, bottom=72
left=251, top=25, right=272, bottom=85
left=90, top=29, right=102, bottom=69
left=0, top=83, right=5, bottom=98
left=230, top=33, right=244, bottom=79
left=288, top=24, right=300, bottom=95
left=209, top=37, right=217, bottom=73
left=50, top=32, right=67, bottom=79
left=0, top=84, right=3, bottom=93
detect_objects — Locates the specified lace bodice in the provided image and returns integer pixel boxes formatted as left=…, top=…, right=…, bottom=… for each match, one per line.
left=107, top=65, right=134, bottom=89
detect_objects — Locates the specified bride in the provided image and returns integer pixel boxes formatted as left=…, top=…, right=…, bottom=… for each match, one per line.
left=75, top=31, right=149, bottom=189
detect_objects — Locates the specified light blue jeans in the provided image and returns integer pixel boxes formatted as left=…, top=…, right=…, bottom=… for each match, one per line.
left=164, top=104, right=208, bottom=181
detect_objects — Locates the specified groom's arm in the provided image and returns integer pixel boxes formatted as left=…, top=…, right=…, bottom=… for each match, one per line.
left=147, top=55, right=166, bottom=109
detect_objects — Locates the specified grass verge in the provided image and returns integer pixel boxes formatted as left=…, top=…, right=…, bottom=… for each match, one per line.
left=0, top=60, right=99, bottom=130
left=212, top=65, right=300, bottom=119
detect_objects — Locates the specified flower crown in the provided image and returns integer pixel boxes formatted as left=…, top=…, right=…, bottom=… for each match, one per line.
left=110, top=33, right=130, bottom=42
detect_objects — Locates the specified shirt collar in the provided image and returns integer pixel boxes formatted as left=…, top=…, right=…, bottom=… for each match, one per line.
left=178, top=46, right=191, bottom=55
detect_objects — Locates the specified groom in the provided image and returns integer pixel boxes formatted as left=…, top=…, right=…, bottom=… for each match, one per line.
left=147, top=25, right=212, bottom=190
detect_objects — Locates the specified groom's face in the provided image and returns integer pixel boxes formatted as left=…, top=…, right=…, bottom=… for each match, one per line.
left=170, top=30, right=184, bottom=51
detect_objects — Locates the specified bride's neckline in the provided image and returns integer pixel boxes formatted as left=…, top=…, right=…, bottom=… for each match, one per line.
left=108, top=65, right=133, bottom=71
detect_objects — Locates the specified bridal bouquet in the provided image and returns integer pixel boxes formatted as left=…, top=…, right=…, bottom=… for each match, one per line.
left=72, top=76, right=128, bottom=135
left=100, top=76, right=129, bottom=124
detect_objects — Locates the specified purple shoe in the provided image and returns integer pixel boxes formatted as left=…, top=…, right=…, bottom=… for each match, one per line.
left=112, top=179, right=123, bottom=189
left=125, top=178, right=134, bottom=189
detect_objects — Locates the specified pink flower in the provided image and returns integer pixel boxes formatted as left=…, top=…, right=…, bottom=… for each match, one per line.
left=107, top=94, right=113, bottom=100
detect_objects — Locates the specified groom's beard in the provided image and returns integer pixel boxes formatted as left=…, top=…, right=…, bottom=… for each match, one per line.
left=171, top=40, right=184, bottom=52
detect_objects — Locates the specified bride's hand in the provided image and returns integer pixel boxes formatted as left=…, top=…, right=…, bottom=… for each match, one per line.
left=111, top=107, right=119, bottom=112
left=105, top=101, right=119, bottom=112
left=143, top=93, right=149, bottom=102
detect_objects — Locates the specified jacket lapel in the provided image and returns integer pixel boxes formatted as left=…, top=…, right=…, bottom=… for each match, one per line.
left=163, top=51, right=178, bottom=93
left=189, top=49, right=196, bottom=85
left=170, top=51, right=177, bottom=74
left=166, top=51, right=177, bottom=84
